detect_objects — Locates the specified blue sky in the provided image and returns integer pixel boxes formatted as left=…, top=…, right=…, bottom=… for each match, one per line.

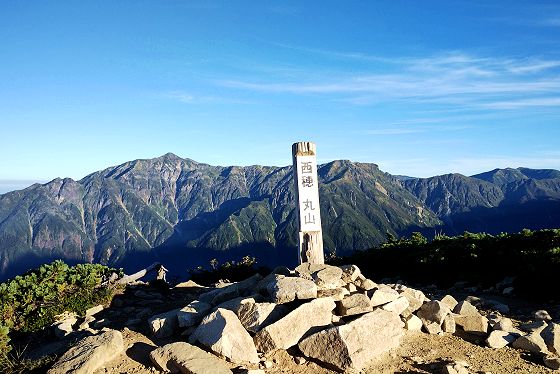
left=1, top=1, right=560, bottom=193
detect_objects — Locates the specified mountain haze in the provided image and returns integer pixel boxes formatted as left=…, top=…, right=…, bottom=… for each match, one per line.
left=1, top=154, right=559, bottom=280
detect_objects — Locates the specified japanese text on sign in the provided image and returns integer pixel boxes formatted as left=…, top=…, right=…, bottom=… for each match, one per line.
left=295, top=155, right=321, bottom=231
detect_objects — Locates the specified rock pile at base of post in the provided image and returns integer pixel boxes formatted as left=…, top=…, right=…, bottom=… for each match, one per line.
left=46, top=262, right=560, bottom=373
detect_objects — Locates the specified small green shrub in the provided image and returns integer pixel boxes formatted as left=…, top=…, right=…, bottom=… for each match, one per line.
left=0, top=260, right=122, bottom=361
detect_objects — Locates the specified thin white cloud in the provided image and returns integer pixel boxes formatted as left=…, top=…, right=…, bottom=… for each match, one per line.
left=165, top=91, right=254, bottom=105
left=215, top=50, right=560, bottom=111
left=480, top=97, right=560, bottom=109
left=364, top=124, right=470, bottom=136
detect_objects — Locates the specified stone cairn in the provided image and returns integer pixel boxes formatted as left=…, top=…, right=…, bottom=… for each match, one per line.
left=47, top=263, right=560, bottom=374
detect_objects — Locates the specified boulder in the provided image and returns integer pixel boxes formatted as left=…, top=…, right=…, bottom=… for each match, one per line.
left=295, top=263, right=344, bottom=289
left=150, top=341, right=232, bottom=374
left=190, top=308, right=259, bottom=364
left=53, top=317, right=77, bottom=338
left=442, top=361, right=469, bottom=374
left=148, top=308, right=181, bottom=338
left=542, top=322, right=560, bottom=355
left=454, top=314, right=488, bottom=335
left=198, top=288, right=224, bottom=304
left=238, top=302, right=289, bottom=333
left=265, top=276, right=317, bottom=304
left=369, top=286, right=400, bottom=307
left=440, top=295, right=458, bottom=311
left=519, top=320, right=547, bottom=333
left=253, top=297, right=335, bottom=353
left=317, top=288, right=349, bottom=301
left=403, top=314, right=423, bottom=331
left=345, top=283, right=358, bottom=293
left=381, top=296, right=410, bottom=316
left=503, top=286, right=514, bottom=295
left=353, top=274, right=377, bottom=291
left=339, top=265, right=361, bottom=284
left=486, top=330, right=518, bottom=349
left=211, top=274, right=263, bottom=306
left=174, top=280, right=205, bottom=288
left=47, top=329, right=124, bottom=374
left=442, top=314, right=456, bottom=334
left=298, top=309, right=404, bottom=372
left=543, top=355, right=560, bottom=370
left=177, top=301, right=212, bottom=328
left=84, top=305, right=104, bottom=317
left=533, top=310, right=553, bottom=321
left=453, top=301, right=479, bottom=316
left=337, top=293, right=373, bottom=316
left=493, top=318, right=519, bottom=333
left=512, top=330, right=550, bottom=355
left=214, top=295, right=263, bottom=314
left=399, top=288, right=425, bottom=316
left=78, top=315, right=96, bottom=331
left=417, top=301, right=451, bottom=334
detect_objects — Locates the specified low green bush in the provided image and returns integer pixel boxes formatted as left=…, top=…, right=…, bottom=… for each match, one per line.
left=0, top=260, right=122, bottom=363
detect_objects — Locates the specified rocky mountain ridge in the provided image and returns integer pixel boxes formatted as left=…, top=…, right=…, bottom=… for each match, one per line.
left=1, top=153, right=559, bottom=280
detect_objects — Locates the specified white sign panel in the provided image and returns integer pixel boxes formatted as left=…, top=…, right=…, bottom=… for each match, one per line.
left=295, top=155, right=322, bottom=232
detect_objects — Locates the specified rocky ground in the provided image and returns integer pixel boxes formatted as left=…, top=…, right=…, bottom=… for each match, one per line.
left=18, top=264, right=560, bottom=374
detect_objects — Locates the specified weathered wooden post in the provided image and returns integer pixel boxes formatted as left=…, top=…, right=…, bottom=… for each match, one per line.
left=292, top=141, right=324, bottom=264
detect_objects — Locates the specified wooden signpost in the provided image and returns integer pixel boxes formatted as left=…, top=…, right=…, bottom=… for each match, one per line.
left=292, top=141, right=324, bottom=264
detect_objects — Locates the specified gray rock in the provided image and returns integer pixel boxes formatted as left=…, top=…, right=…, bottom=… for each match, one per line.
left=148, top=308, right=181, bottom=338
left=84, top=305, right=103, bottom=318
left=442, top=314, right=456, bottom=334
left=339, top=265, right=361, bottom=283
left=198, top=288, right=224, bottom=304
left=440, top=295, right=458, bottom=311
left=253, top=297, right=335, bottom=353
left=265, top=276, right=317, bottom=304
left=150, top=341, right=232, bottom=374
left=369, top=286, right=400, bottom=307
left=353, top=274, right=377, bottom=291
left=211, top=274, right=263, bottom=306
left=298, top=309, right=404, bottom=372
left=238, top=302, right=289, bottom=333
left=453, top=301, right=479, bottom=316
left=533, top=310, right=553, bottom=321
left=519, top=320, right=548, bottom=333
left=214, top=295, right=263, bottom=314
left=190, top=308, right=259, bottom=364
left=317, top=288, right=349, bottom=301
left=92, top=318, right=111, bottom=329
left=177, top=301, right=212, bottom=328
left=78, top=315, right=96, bottom=331
left=337, top=293, right=373, bottom=316
left=442, top=361, right=469, bottom=374
left=454, top=314, right=489, bottom=335
left=295, top=263, right=344, bottom=289
left=47, top=329, right=124, bottom=374
left=543, top=355, right=560, bottom=370
left=404, top=314, right=423, bottom=331
left=486, top=330, right=519, bottom=349
left=502, top=286, right=514, bottom=295
left=381, top=296, right=410, bottom=316
left=53, top=315, right=77, bottom=338
left=512, top=329, right=550, bottom=355
left=542, top=322, right=560, bottom=355
left=417, top=301, right=451, bottom=334
left=493, top=317, right=519, bottom=333
left=399, top=288, right=425, bottom=316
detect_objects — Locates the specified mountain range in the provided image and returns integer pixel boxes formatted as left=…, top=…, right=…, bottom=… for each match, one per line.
left=1, top=153, right=559, bottom=281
